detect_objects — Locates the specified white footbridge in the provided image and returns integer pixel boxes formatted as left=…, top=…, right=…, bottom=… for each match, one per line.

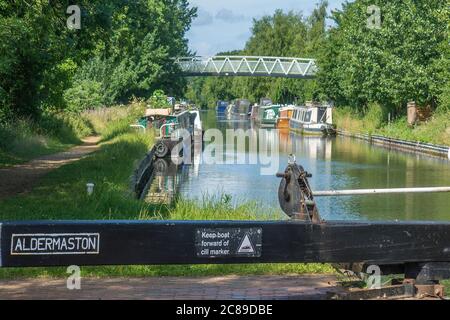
left=175, top=56, right=317, bottom=78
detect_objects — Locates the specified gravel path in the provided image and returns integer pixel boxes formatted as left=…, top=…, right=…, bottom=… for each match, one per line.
left=0, top=136, right=101, bottom=200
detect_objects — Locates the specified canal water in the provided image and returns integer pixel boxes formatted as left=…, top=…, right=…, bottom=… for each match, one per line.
left=144, top=110, right=450, bottom=221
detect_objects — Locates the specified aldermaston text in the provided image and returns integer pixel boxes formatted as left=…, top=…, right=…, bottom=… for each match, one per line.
left=11, top=233, right=100, bottom=255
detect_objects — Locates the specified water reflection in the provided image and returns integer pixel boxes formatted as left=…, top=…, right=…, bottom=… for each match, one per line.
left=144, top=110, right=450, bottom=221
left=141, top=158, right=188, bottom=204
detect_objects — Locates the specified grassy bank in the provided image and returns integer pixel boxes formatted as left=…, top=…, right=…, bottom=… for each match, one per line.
left=0, top=103, right=152, bottom=220
left=0, top=103, right=334, bottom=279
left=0, top=101, right=149, bottom=168
left=334, top=104, right=450, bottom=146
left=0, top=112, right=93, bottom=168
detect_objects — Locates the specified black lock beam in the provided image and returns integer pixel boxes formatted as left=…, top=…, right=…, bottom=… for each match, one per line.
left=1, top=219, right=450, bottom=268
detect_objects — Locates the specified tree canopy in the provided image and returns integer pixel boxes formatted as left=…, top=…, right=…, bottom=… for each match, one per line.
left=319, top=0, right=449, bottom=112
left=0, top=0, right=196, bottom=123
left=1, top=0, right=448, bottom=124
left=186, top=3, right=329, bottom=107
left=186, top=0, right=449, bottom=114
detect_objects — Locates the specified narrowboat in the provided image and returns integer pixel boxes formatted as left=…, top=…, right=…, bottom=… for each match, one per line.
left=289, top=103, right=336, bottom=136
left=235, top=99, right=251, bottom=116
left=276, top=105, right=295, bottom=129
left=250, top=104, right=260, bottom=121
left=216, top=101, right=228, bottom=114
left=156, top=110, right=193, bottom=138
left=137, top=108, right=171, bottom=129
left=251, top=98, right=273, bottom=123
left=260, top=97, right=273, bottom=107
left=152, top=110, right=201, bottom=158
left=259, top=105, right=282, bottom=127
left=225, top=103, right=235, bottom=115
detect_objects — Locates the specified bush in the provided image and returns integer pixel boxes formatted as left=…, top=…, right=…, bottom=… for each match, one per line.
left=437, top=82, right=450, bottom=112
left=148, top=89, right=171, bottom=109
left=362, top=103, right=388, bottom=132
left=63, top=80, right=104, bottom=113
left=81, top=100, right=146, bottom=140
left=39, top=111, right=92, bottom=143
left=0, top=87, right=12, bottom=125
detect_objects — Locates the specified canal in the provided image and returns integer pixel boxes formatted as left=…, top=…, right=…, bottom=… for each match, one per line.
left=144, top=110, right=450, bottom=221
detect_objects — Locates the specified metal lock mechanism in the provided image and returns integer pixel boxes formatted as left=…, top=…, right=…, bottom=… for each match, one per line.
left=276, top=155, right=321, bottom=223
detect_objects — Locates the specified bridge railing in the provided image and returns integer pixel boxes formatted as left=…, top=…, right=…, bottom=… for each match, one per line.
left=175, top=56, right=318, bottom=78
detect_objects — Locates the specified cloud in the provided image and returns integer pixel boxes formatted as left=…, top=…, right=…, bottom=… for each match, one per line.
left=192, top=8, right=214, bottom=26
left=187, top=0, right=349, bottom=56
left=215, top=9, right=246, bottom=23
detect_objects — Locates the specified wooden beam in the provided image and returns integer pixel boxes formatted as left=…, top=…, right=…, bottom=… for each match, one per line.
left=1, top=220, right=450, bottom=267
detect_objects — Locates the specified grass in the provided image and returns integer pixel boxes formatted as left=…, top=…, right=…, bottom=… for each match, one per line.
left=443, top=280, right=450, bottom=294
left=82, top=104, right=144, bottom=142
left=0, top=104, right=152, bottom=221
left=0, top=133, right=75, bottom=167
left=0, top=263, right=335, bottom=279
left=0, top=112, right=92, bottom=168
left=0, top=133, right=155, bottom=220
left=0, top=102, right=335, bottom=279
left=378, top=111, right=450, bottom=145
left=0, top=101, right=148, bottom=168
left=334, top=104, right=450, bottom=146
left=164, top=194, right=283, bottom=220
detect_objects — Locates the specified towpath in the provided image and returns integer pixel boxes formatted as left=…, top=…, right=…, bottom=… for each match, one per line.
left=0, top=136, right=101, bottom=200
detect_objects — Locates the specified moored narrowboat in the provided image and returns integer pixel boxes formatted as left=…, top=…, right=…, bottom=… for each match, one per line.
left=276, top=105, right=295, bottom=129
left=235, top=99, right=251, bottom=116
left=151, top=109, right=202, bottom=158
left=260, top=97, right=273, bottom=107
left=259, top=105, right=282, bottom=127
left=225, top=103, right=235, bottom=115
left=250, top=104, right=260, bottom=121
left=216, top=101, right=228, bottom=114
left=289, top=102, right=336, bottom=136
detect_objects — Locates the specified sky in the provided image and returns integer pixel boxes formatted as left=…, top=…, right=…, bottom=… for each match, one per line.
left=186, top=0, right=348, bottom=56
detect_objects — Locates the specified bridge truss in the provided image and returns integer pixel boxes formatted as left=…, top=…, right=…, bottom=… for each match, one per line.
left=175, top=56, right=317, bottom=78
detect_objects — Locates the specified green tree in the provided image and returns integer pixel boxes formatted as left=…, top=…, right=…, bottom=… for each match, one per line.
left=63, top=80, right=103, bottom=112
left=148, top=90, right=171, bottom=109
left=319, top=0, right=448, bottom=113
left=186, top=3, right=329, bottom=106
left=0, top=1, right=119, bottom=119
left=0, top=0, right=196, bottom=119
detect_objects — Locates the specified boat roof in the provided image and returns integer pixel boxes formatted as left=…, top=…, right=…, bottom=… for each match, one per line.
left=280, top=105, right=295, bottom=111
left=145, top=108, right=171, bottom=117
left=261, top=104, right=282, bottom=109
left=170, top=109, right=191, bottom=117
left=293, top=104, right=332, bottom=110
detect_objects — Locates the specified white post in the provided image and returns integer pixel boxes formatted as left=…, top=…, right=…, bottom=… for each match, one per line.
left=86, top=183, right=95, bottom=196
